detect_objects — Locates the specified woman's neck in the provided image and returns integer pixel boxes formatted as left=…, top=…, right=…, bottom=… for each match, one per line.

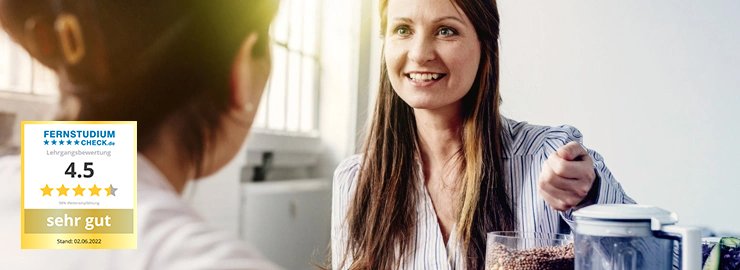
left=414, top=103, right=464, bottom=175
left=141, top=126, right=193, bottom=194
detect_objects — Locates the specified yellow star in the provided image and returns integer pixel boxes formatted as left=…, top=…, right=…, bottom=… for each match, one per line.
left=88, top=184, right=102, bottom=196
left=56, top=184, right=70, bottom=196
left=40, top=184, right=53, bottom=196
left=73, top=184, right=86, bottom=196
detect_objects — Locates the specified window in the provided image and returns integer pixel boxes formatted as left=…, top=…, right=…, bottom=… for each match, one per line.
left=0, top=31, right=58, bottom=96
left=253, top=0, right=321, bottom=135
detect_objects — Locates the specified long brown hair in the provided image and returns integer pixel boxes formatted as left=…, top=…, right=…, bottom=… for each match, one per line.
left=343, top=0, right=514, bottom=269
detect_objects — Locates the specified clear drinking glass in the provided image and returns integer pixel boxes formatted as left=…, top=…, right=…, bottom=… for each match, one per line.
left=485, top=231, right=574, bottom=270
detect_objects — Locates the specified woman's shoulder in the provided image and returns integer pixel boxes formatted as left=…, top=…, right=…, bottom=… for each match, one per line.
left=0, top=155, right=20, bottom=174
left=334, top=155, right=362, bottom=181
left=501, top=117, right=584, bottom=156
left=0, top=155, right=21, bottom=173
left=0, top=155, right=20, bottom=208
left=333, top=154, right=362, bottom=194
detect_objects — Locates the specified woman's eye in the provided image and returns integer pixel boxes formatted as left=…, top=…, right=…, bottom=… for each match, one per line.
left=437, top=27, right=457, bottom=37
left=394, top=26, right=411, bottom=37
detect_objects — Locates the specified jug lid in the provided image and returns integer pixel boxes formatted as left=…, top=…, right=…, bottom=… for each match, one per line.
left=573, top=204, right=678, bottom=230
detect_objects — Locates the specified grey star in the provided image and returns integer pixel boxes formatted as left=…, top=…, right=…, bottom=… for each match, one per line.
left=107, top=184, right=118, bottom=196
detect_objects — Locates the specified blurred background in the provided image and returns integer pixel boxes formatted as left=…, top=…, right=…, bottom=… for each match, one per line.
left=0, top=0, right=738, bottom=269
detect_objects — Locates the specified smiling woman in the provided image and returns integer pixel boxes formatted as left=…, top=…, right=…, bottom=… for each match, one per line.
left=330, top=0, right=635, bottom=269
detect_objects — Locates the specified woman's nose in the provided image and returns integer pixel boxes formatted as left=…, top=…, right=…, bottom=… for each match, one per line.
left=407, top=36, right=436, bottom=64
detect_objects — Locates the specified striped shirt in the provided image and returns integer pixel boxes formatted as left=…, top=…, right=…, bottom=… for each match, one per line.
left=331, top=117, right=635, bottom=270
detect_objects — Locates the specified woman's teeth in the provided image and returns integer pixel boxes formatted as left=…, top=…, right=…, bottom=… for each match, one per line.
left=407, top=73, right=444, bottom=81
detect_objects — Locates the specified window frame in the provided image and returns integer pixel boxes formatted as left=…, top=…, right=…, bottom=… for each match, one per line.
left=253, top=0, right=322, bottom=135
left=0, top=33, right=58, bottom=96
left=244, top=0, right=324, bottom=180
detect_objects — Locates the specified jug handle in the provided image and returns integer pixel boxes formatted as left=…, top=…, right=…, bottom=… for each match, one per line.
left=656, top=225, right=701, bottom=270
left=613, top=244, right=638, bottom=270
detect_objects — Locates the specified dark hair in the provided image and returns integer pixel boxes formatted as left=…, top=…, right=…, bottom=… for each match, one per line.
left=0, top=0, right=277, bottom=176
left=343, top=0, right=515, bottom=269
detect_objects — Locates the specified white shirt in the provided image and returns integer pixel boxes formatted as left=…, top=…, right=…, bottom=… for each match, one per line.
left=331, top=117, right=635, bottom=270
left=0, top=153, right=280, bottom=270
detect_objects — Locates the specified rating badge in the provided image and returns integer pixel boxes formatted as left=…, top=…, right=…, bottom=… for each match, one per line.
left=21, top=121, right=136, bottom=249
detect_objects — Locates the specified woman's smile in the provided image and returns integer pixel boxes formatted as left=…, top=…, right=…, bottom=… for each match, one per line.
left=405, top=71, right=448, bottom=87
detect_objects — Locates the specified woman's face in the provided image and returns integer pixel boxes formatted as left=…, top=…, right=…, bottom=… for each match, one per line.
left=384, top=0, right=480, bottom=111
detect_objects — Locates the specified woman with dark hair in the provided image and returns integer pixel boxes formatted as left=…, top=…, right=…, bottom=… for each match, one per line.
left=331, top=0, right=634, bottom=269
left=0, top=0, right=280, bottom=269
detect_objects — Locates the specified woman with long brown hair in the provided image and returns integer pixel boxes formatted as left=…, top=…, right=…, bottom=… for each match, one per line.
left=331, top=0, right=634, bottom=269
left=0, top=0, right=281, bottom=269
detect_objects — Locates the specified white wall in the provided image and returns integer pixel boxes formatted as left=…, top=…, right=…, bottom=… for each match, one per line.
left=317, top=0, right=369, bottom=173
left=497, top=0, right=740, bottom=233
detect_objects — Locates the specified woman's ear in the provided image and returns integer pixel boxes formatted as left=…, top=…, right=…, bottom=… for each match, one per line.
left=231, top=32, right=259, bottom=110
left=231, top=32, right=270, bottom=114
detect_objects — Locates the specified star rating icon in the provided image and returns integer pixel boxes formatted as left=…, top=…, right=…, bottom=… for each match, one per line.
left=44, top=140, right=49, bottom=145
left=40, top=184, right=119, bottom=197
left=73, top=184, right=86, bottom=196
left=40, top=184, right=53, bottom=196
left=88, top=184, right=102, bottom=196
left=105, top=184, right=118, bottom=196
left=56, top=184, right=70, bottom=196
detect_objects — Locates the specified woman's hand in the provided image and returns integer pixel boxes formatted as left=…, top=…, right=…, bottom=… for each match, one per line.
left=538, top=141, right=596, bottom=211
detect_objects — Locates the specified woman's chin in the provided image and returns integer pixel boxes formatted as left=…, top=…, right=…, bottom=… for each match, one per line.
left=404, top=101, right=452, bottom=111
left=400, top=99, right=435, bottom=109
left=395, top=89, right=463, bottom=112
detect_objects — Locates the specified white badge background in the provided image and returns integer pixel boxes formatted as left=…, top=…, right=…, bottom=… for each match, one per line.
left=23, top=123, right=135, bottom=209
